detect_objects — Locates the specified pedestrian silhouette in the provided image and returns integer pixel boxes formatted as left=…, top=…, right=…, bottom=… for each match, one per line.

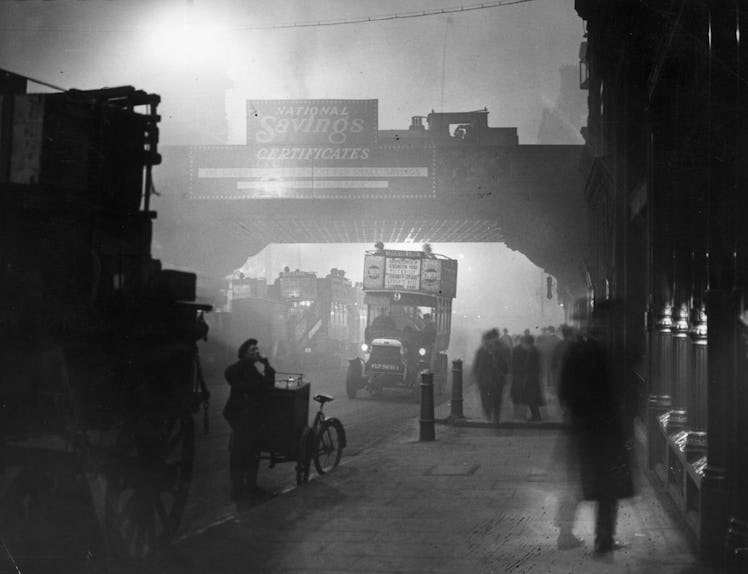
left=511, top=333, right=543, bottom=421
left=539, top=325, right=561, bottom=388
left=551, top=324, right=576, bottom=392
left=472, top=329, right=508, bottom=423
left=556, top=301, right=634, bottom=554
left=223, top=338, right=276, bottom=500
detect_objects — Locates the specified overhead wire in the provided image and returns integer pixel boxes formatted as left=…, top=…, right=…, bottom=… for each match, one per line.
left=0, top=0, right=538, bottom=32
left=233, top=0, right=537, bottom=31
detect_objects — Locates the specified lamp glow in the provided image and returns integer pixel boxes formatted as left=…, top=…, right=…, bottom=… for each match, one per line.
left=141, top=6, right=230, bottom=69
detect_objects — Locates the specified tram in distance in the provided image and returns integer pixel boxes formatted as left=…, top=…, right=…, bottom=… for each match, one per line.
left=226, top=267, right=365, bottom=370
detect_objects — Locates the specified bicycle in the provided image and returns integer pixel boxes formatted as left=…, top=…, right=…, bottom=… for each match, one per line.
left=302, top=393, right=347, bottom=478
left=256, top=376, right=347, bottom=486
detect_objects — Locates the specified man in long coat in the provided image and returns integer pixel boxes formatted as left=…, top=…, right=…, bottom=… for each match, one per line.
left=223, top=338, right=276, bottom=499
left=512, top=334, right=543, bottom=421
left=558, top=307, right=634, bottom=554
left=473, top=329, right=507, bottom=423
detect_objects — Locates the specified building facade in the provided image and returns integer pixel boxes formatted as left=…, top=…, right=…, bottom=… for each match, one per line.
left=575, top=0, right=748, bottom=568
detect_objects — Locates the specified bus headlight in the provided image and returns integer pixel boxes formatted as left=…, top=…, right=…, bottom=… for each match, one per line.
left=418, top=347, right=426, bottom=357
left=361, top=343, right=369, bottom=352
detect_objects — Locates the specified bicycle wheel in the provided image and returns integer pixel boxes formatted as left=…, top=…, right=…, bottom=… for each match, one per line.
left=313, top=419, right=344, bottom=475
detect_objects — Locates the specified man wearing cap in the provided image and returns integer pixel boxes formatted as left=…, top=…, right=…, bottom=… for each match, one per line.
left=223, top=338, right=276, bottom=499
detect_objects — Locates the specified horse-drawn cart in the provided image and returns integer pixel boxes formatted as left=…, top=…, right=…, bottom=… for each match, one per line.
left=0, top=70, right=211, bottom=571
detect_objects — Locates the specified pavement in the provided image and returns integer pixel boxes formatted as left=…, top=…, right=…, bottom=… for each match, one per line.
left=436, top=374, right=566, bottom=428
left=151, top=381, right=721, bottom=574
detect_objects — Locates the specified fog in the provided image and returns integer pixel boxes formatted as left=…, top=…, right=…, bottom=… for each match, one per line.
left=0, top=0, right=584, bottom=143
left=0, top=0, right=579, bottom=360
left=238, top=241, right=565, bottom=360
left=0, top=3, right=636, bottom=572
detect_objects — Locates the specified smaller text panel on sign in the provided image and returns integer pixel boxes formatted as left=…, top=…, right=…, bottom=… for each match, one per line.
left=384, top=257, right=421, bottom=291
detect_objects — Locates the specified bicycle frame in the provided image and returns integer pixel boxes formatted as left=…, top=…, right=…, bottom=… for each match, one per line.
left=310, top=402, right=327, bottom=434
left=251, top=386, right=347, bottom=485
left=309, top=394, right=347, bottom=476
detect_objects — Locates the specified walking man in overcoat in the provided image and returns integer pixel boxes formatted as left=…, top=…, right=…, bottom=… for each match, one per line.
left=512, top=334, right=543, bottom=421
left=558, top=303, right=634, bottom=554
left=473, top=329, right=508, bottom=423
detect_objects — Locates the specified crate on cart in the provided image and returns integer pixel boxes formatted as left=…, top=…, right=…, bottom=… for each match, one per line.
left=259, top=377, right=310, bottom=460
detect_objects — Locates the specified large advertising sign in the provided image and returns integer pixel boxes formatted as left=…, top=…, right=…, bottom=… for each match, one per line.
left=188, top=99, right=433, bottom=199
left=246, top=99, right=377, bottom=147
left=189, top=145, right=433, bottom=199
left=362, top=252, right=457, bottom=297
left=384, top=257, right=421, bottom=291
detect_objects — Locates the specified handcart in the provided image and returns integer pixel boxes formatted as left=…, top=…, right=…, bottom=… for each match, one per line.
left=258, top=373, right=346, bottom=486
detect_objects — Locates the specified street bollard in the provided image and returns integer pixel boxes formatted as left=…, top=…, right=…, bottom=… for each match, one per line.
left=450, top=359, right=464, bottom=420
left=419, top=370, right=435, bottom=441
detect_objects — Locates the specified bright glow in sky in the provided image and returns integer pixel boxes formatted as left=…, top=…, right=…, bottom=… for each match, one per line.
left=0, top=0, right=577, bottom=332
left=140, top=5, right=232, bottom=70
left=0, top=0, right=585, bottom=144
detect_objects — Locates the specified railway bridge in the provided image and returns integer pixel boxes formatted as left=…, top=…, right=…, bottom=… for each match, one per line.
left=152, top=104, right=586, bottom=302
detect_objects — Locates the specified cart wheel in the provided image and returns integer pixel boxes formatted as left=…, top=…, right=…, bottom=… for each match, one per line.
left=0, top=444, right=107, bottom=574
left=296, top=426, right=313, bottom=485
left=313, top=419, right=344, bottom=475
left=96, top=414, right=195, bottom=562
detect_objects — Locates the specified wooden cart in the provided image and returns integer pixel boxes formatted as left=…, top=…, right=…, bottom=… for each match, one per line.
left=0, top=76, right=212, bottom=570
left=258, top=375, right=313, bottom=486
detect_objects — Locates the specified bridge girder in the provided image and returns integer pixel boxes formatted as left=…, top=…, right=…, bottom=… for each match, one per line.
left=152, top=145, right=588, bottom=300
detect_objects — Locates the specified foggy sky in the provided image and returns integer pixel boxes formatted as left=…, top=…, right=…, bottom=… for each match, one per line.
left=0, top=0, right=584, bottom=144
left=0, top=0, right=576, bottom=336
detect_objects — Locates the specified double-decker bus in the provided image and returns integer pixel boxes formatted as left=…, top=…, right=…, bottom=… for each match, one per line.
left=345, top=246, right=458, bottom=398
